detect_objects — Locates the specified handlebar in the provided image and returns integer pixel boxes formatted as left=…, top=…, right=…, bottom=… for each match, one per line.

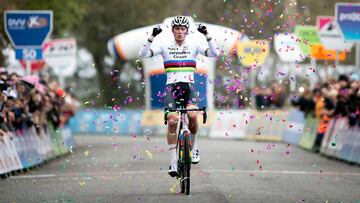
left=164, top=107, right=207, bottom=125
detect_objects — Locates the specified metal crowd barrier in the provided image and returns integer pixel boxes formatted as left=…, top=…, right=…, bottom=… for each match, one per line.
left=283, top=109, right=360, bottom=164
left=298, top=114, right=319, bottom=150
left=321, top=117, right=360, bottom=163
left=281, top=109, right=305, bottom=145
left=0, top=124, right=75, bottom=176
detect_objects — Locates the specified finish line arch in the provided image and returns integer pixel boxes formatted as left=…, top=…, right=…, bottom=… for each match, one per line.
left=108, top=16, right=246, bottom=110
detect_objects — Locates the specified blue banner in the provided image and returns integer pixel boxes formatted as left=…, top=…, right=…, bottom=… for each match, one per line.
left=4, top=10, right=53, bottom=48
left=336, top=3, right=360, bottom=41
left=69, top=110, right=143, bottom=135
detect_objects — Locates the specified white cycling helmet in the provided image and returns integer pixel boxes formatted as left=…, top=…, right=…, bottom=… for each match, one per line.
left=171, top=16, right=190, bottom=28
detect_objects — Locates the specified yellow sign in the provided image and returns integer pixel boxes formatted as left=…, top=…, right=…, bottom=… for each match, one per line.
left=237, top=40, right=269, bottom=67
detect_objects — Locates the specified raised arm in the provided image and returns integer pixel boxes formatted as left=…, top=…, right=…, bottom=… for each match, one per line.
left=197, top=24, right=220, bottom=57
left=138, top=26, right=163, bottom=58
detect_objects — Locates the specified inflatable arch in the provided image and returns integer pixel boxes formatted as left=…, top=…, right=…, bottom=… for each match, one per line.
left=107, top=17, right=246, bottom=110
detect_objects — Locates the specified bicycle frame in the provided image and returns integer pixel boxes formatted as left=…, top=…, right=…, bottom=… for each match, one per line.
left=164, top=107, right=207, bottom=161
left=177, top=111, right=191, bottom=164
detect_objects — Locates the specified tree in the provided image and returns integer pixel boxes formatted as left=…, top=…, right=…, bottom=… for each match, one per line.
left=74, top=0, right=175, bottom=106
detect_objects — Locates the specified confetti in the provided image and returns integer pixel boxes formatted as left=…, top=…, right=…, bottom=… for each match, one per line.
left=169, top=178, right=181, bottom=193
left=145, top=150, right=153, bottom=159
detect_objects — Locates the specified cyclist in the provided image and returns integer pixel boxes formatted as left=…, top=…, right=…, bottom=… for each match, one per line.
left=139, top=16, right=219, bottom=177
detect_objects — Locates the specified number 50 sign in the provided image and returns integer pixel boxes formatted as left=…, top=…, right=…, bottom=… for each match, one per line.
left=15, top=48, right=43, bottom=60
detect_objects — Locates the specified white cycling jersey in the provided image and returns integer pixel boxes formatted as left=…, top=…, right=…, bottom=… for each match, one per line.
left=139, top=37, right=219, bottom=84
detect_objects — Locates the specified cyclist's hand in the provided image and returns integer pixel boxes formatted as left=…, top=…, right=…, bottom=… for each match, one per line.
left=152, top=26, right=162, bottom=37
left=197, top=24, right=208, bottom=35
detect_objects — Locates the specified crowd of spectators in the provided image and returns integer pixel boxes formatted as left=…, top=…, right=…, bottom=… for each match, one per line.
left=0, top=68, right=79, bottom=137
left=292, top=74, right=360, bottom=151
left=253, top=82, right=286, bottom=110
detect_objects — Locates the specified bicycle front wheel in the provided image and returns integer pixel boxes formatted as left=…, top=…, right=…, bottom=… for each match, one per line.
left=183, top=130, right=191, bottom=195
left=179, top=132, right=185, bottom=194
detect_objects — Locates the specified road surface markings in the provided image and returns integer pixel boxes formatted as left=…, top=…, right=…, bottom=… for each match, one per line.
left=8, top=169, right=360, bottom=180
left=9, top=174, right=56, bottom=179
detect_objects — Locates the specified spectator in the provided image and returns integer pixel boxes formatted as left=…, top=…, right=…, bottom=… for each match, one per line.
left=314, top=84, right=336, bottom=152
left=271, top=82, right=286, bottom=108
left=255, top=81, right=286, bottom=110
left=292, top=87, right=315, bottom=116
left=348, top=77, right=360, bottom=127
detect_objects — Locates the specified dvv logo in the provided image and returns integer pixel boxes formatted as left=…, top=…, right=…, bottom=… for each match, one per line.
left=27, top=15, right=48, bottom=29
left=7, top=15, right=48, bottom=30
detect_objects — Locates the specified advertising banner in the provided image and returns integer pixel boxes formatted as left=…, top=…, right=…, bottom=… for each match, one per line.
left=4, top=10, right=53, bottom=48
left=336, top=3, right=360, bottom=41
left=274, top=33, right=305, bottom=62
left=43, top=38, right=77, bottom=77
left=317, top=16, right=354, bottom=50
left=310, top=44, right=346, bottom=61
left=237, top=40, right=269, bottom=67
left=295, top=25, right=320, bottom=56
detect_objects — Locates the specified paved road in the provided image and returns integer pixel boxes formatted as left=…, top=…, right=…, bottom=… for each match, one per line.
left=1, top=135, right=359, bottom=203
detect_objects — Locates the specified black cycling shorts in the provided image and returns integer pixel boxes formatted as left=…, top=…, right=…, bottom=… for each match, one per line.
left=164, top=82, right=198, bottom=109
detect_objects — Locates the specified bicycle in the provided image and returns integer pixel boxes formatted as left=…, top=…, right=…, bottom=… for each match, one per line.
left=164, top=107, right=207, bottom=195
